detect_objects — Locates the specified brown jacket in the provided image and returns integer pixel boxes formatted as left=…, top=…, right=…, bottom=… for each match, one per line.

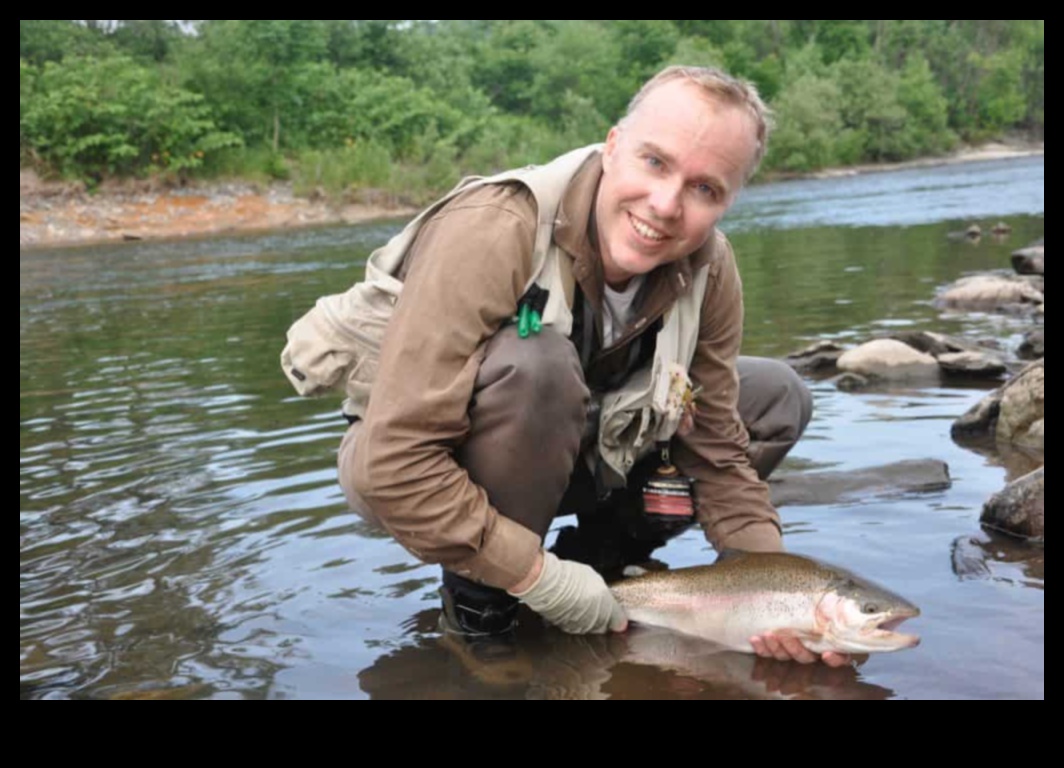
left=349, top=153, right=778, bottom=590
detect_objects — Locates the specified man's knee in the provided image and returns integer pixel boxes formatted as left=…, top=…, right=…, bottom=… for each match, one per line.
left=738, top=356, right=814, bottom=443
left=475, top=325, right=589, bottom=420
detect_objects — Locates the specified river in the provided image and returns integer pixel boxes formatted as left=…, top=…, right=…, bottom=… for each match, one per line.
left=20, top=156, right=1044, bottom=700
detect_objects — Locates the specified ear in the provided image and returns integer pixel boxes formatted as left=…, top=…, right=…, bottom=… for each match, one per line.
left=602, top=125, right=621, bottom=172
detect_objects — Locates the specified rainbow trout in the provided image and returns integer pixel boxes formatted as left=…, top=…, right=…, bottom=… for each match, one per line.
left=610, top=551, right=920, bottom=655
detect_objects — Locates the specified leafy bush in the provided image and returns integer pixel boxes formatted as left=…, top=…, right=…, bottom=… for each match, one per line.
left=21, top=55, right=241, bottom=180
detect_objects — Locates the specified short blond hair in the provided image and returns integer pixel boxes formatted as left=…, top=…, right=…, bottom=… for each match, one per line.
left=625, top=66, right=773, bottom=178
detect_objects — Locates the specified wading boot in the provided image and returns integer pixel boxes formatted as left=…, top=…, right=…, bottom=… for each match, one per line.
left=437, top=577, right=533, bottom=688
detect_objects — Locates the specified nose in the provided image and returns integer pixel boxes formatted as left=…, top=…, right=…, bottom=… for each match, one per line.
left=648, top=177, right=683, bottom=221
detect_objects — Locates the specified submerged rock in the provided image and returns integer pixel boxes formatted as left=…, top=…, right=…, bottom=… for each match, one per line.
left=1018, top=329, right=1044, bottom=360
left=837, top=339, right=940, bottom=381
left=769, top=459, right=952, bottom=508
left=936, top=275, right=1044, bottom=312
left=951, top=535, right=994, bottom=581
left=981, top=468, right=1044, bottom=541
left=834, top=373, right=870, bottom=392
left=952, top=360, right=1043, bottom=448
left=1012, top=244, right=1044, bottom=276
left=784, top=341, right=845, bottom=376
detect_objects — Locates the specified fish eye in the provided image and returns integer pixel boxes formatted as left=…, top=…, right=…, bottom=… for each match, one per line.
left=862, top=603, right=881, bottom=615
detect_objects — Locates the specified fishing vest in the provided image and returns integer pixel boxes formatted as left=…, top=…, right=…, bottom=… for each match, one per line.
left=281, top=144, right=711, bottom=486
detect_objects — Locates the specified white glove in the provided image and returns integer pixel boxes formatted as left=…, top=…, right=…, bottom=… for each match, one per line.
left=509, top=551, right=628, bottom=635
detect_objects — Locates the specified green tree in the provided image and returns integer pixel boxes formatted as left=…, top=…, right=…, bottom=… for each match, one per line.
left=20, top=20, right=113, bottom=65
left=109, top=20, right=187, bottom=63
left=528, top=21, right=626, bottom=121
left=767, top=74, right=849, bottom=171
left=324, top=20, right=409, bottom=72
left=20, top=59, right=36, bottom=165
left=832, top=58, right=910, bottom=161
left=186, top=20, right=330, bottom=151
left=610, top=20, right=679, bottom=84
left=897, top=54, right=955, bottom=155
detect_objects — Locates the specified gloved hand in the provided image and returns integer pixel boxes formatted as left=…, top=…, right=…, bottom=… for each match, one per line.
left=508, top=551, right=628, bottom=635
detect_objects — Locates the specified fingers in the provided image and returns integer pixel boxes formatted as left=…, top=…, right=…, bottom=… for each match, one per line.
left=749, top=633, right=822, bottom=665
left=820, top=652, right=854, bottom=669
left=608, top=603, right=629, bottom=634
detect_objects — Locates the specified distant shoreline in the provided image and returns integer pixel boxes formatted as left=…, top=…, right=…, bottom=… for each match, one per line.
left=20, top=141, right=1044, bottom=251
left=764, top=140, right=1044, bottom=184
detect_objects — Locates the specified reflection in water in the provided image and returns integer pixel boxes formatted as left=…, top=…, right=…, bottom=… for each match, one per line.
left=952, top=532, right=1044, bottom=588
left=21, top=159, right=1044, bottom=699
left=358, top=612, right=894, bottom=701
left=950, top=433, right=1044, bottom=483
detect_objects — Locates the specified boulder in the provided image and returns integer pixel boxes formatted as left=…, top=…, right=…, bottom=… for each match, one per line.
left=769, top=459, right=952, bottom=508
left=1018, top=329, right=1044, bottom=360
left=952, top=360, right=1043, bottom=447
left=784, top=341, right=845, bottom=376
left=936, top=275, right=1044, bottom=312
left=936, top=351, right=1007, bottom=379
left=1012, top=244, right=1044, bottom=276
left=997, top=361, right=1044, bottom=450
left=837, top=339, right=940, bottom=381
left=981, top=468, right=1044, bottom=541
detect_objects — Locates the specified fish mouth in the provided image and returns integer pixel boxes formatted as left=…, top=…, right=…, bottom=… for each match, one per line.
left=870, top=609, right=921, bottom=649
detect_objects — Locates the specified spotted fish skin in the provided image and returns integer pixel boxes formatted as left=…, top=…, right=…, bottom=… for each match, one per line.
left=610, top=551, right=920, bottom=655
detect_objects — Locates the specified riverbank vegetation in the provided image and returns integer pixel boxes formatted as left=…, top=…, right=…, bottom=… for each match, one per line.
left=20, top=20, right=1044, bottom=202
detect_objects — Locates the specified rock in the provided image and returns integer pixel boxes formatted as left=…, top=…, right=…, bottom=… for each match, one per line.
left=997, top=361, right=1044, bottom=450
left=836, top=339, right=940, bottom=381
left=1012, top=244, right=1044, bottom=276
left=936, top=275, right=1044, bottom=312
left=947, top=224, right=983, bottom=241
left=887, top=331, right=995, bottom=360
left=1035, top=303, right=1044, bottom=319
left=951, top=535, right=993, bottom=580
left=1018, top=329, right=1044, bottom=360
left=952, top=391, right=1003, bottom=441
left=953, top=360, right=1043, bottom=447
left=992, top=222, right=1013, bottom=236
left=981, top=468, right=1044, bottom=541
left=784, top=341, right=845, bottom=375
left=769, top=459, right=952, bottom=508
left=835, top=373, right=870, bottom=392
left=936, top=351, right=1007, bottom=379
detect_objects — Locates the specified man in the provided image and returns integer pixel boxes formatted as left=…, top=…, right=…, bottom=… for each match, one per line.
left=309, top=66, right=843, bottom=666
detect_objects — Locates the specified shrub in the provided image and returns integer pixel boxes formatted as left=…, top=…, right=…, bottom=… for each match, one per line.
left=21, top=55, right=241, bottom=180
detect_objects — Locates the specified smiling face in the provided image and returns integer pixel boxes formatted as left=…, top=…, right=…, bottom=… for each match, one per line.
left=595, top=79, right=760, bottom=289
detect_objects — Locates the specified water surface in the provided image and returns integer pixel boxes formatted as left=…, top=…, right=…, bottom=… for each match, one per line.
left=20, top=156, right=1044, bottom=700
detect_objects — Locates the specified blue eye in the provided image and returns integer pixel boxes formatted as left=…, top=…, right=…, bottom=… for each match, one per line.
left=695, top=183, right=717, bottom=199
left=645, top=155, right=664, bottom=169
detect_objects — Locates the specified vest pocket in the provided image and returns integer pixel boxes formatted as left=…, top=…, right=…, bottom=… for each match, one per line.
left=281, top=281, right=398, bottom=403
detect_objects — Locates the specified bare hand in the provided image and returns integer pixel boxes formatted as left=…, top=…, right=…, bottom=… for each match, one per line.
left=749, top=632, right=853, bottom=668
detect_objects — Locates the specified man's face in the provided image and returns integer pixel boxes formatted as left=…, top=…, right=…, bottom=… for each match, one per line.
left=595, top=79, right=759, bottom=289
